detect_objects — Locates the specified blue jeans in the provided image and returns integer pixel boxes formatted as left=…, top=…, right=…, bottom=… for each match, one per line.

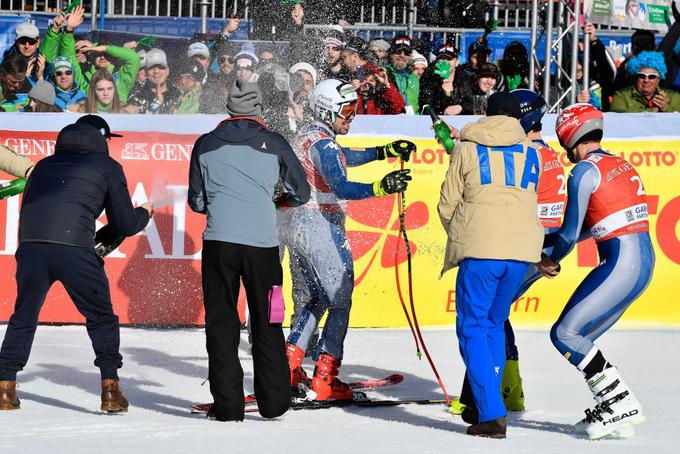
left=455, top=258, right=530, bottom=422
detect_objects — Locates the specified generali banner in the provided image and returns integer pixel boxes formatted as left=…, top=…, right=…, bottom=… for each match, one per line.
left=0, top=113, right=678, bottom=328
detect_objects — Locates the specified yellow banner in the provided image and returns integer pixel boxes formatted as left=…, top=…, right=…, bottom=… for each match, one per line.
left=281, top=136, right=680, bottom=328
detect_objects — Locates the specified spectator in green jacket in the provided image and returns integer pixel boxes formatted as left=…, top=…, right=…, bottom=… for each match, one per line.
left=55, top=6, right=139, bottom=104
left=383, top=35, right=420, bottom=114
left=611, top=51, right=680, bottom=113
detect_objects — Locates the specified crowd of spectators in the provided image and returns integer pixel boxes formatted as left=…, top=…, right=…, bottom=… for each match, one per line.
left=2, top=1, right=680, bottom=137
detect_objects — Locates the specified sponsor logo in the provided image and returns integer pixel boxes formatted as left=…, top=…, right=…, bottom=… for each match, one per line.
left=588, top=154, right=602, bottom=163
left=540, top=206, right=549, bottom=216
left=603, top=409, right=639, bottom=426
left=121, top=143, right=150, bottom=160
left=324, top=141, right=340, bottom=150
left=625, top=210, right=635, bottom=222
left=261, top=142, right=267, bottom=150
left=635, top=205, right=648, bottom=216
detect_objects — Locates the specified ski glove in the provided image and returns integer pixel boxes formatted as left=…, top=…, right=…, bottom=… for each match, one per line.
left=373, top=169, right=412, bottom=197
left=376, top=140, right=416, bottom=162
left=434, top=60, right=451, bottom=79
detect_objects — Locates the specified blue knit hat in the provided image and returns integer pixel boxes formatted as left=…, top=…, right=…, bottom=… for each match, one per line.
left=626, top=51, right=667, bottom=79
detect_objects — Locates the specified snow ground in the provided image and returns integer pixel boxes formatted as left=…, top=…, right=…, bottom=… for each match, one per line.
left=0, top=326, right=677, bottom=453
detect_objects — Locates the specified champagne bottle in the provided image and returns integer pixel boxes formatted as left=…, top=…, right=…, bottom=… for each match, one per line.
left=423, top=105, right=456, bottom=154
left=94, top=223, right=125, bottom=258
left=63, top=0, right=81, bottom=14
left=0, top=178, right=26, bottom=199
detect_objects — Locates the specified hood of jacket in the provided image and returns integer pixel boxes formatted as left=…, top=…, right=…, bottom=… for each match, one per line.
left=211, top=117, right=269, bottom=143
left=460, top=115, right=527, bottom=147
left=55, top=123, right=109, bottom=155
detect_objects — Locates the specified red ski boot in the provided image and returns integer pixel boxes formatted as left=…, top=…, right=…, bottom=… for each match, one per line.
left=286, top=343, right=309, bottom=388
left=311, top=354, right=353, bottom=401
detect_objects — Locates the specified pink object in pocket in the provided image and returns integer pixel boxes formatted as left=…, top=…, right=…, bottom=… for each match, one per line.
left=268, top=285, right=285, bottom=324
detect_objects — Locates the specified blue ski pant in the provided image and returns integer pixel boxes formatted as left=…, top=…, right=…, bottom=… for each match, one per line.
left=455, top=258, right=530, bottom=423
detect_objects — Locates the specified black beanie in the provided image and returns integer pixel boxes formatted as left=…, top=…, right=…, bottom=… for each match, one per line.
left=486, top=92, right=521, bottom=119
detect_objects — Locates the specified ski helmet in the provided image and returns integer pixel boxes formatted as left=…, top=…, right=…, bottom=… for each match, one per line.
left=511, top=89, right=547, bottom=133
left=309, top=78, right=358, bottom=129
left=556, top=103, right=604, bottom=162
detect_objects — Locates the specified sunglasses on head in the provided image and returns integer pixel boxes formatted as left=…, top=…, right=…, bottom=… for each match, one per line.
left=55, top=70, right=73, bottom=77
left=637, top=72, right=658, bottom=80
left=220, top=56, right=234, bottom=64
left=17, top=37, right=38, bottom=46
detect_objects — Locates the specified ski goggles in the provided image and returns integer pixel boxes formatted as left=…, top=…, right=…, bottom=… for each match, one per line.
left=637, top=72, right=659, bottom=80
left=336, top=101, right=358, bottom=120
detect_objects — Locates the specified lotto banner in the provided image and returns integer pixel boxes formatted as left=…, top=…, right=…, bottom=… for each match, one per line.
left=0, top=113, right=678, bottom=328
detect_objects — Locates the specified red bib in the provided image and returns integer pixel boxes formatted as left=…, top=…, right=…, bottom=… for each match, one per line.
left=535, top=142, right=566, bottom=229
left=584, top=152, right=649, bottom=242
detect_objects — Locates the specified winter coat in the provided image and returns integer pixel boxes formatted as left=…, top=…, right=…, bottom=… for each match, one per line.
left=356, top=82, right=405, bottom=115
left=438, top=116, right=544, bottom=275
left=127, top=82, right=183, bottom=114
left=188, top=117, right=310, bottom=247
left=384, top=64, right=420, bottom=114
left=0, top=144, right=33, bottom=178
left=54, top=81, right=88, bottom=110
left=19, top=122, right=149, bottom=248
left=610, top=85, right=680, bottom=112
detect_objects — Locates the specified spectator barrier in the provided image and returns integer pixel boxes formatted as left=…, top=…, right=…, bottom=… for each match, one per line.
left=0, top=112, right=678, bottom=327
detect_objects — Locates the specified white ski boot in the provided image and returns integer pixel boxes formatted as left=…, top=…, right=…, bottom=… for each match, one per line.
left=575, top=367, right=645, bottom=439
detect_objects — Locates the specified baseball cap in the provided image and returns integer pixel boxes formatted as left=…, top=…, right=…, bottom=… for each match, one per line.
left=391, top=35, right=412, bottom=53
left=178, top=60, right=206, bottom=81
left=76, top=115, right=123, bottom=138
left=486, top=92, right=521, bottom=119
left=477, top=62, right=500, bottom=78
left=468, top=41, right=492, bottom=58
left=15, top=22, right=39, bottom=40
left=437, top=43, right=459, bottom=59
left=187, top=42, right=210, bottom=59
left=145, top=48, right=168, bottom=68
left=369, top=39, right=390, bottom=51
left=234, top=50, right=259, bottom=68
left=52, top=56, right=73, bottom=71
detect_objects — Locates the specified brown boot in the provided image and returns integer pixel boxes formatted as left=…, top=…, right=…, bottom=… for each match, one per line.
left=101, top=379, right=129, bottom=413
left=0, top=381, right=20, bottom=410
left=466, top=417, right=507, bottom=439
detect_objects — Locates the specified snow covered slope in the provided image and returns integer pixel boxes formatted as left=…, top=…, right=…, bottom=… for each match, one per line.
left=0, top=327, right=677, bottom=453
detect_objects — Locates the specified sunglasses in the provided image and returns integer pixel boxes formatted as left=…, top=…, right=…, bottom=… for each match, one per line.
left=17, top=37, right=38, bottom=46
left=637, top=72, right=659, bottom=80
left=55, top=70, right=73, bottom=77
left=337, top=102, right=357, bottom=119
left=148, top=64, right=167, bottom=71
left=220, top=56, right=234, bottom=64
left=236, top=65, right=253, bottom=72
left=193, top=55, right=208, bottom=61
left=325, top=46, right=342, bottom=52
left=392, top=47, right=412, bottom=56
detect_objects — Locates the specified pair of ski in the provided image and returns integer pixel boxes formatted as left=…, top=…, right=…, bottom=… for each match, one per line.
left=191, top=373, right=444, bottom=414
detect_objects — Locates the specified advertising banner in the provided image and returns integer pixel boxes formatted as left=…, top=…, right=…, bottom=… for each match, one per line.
left=587, top=0, right=672, bottom=32
left=0, top=113, right=678, bottom=328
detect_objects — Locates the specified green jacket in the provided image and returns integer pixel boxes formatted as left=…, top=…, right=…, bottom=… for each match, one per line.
left=384, top=64, right=419, bottom=114
left=175, top=86, right=201, bottom=114
left=39, top=28, right=61, bottom=63
left=610, top=85, right=680, bottom=113
left=60, top=35, right=140, bottom=103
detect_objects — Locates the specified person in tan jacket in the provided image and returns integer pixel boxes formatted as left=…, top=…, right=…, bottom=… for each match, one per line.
left=437, top=92, right=544, bottom=438
left=0, top=144, right=33, bottom=179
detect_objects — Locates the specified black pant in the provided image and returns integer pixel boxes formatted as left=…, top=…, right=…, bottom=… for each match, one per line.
left=0, top=243, right=122, bottom=381
left=202, top=240, right=290, bottom=421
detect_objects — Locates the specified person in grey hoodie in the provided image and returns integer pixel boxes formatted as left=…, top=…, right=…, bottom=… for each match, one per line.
left=188, top=79, right=310, bottom=422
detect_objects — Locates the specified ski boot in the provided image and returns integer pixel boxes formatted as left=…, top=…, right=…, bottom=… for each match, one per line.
left=311, top=354, right=353, bottom=401
left=502, top=359, right=525, bottom=411
left=286, top=343, right=309, bottom=389
left=467, top=417, right=507, bottom=439
left=101, top=379, right=129, bottom=413
left=575, top=367, right=645, bottom=439
left=0, top=380, right=20, bottom=410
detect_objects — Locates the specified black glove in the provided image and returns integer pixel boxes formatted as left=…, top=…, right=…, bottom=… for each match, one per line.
left=373, top=169, right=412, bottom=196
left=376, top=140, right=416, bottom=162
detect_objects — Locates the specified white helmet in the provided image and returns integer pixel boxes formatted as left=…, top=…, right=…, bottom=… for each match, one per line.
left=309, top=79, right=358, bottom=127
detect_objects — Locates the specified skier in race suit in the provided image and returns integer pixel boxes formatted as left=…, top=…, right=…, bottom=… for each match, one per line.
left=278, top=79, right=415, bottom=401
left=537, top=103, right=655, bottom=439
